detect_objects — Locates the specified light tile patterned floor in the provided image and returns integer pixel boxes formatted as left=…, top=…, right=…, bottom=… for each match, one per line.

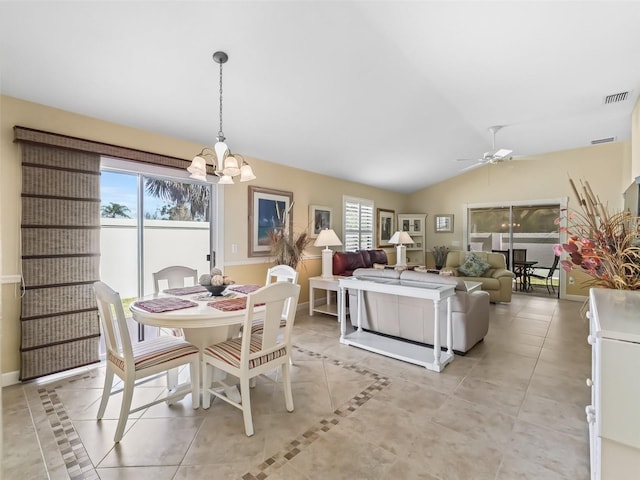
left=2, top=294, right=591, bottom=479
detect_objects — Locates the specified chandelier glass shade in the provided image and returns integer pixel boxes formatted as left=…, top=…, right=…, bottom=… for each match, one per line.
left=187, top=51, right=256, bottom=184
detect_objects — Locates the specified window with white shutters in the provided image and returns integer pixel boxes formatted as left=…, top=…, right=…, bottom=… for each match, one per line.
left=343, top=196, right=374, bottom=251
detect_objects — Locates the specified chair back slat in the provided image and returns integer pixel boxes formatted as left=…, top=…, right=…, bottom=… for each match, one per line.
left=265, top=265, right=298, bottom=285
left=241, top=282, right=300, bottom=366
left=153, top=266, right=198, bottom=292
left=265, top=265, right=299, bottom=320
left=512, top=249, right=527, bottom=264
left=93, top=281, right=134, bottom=369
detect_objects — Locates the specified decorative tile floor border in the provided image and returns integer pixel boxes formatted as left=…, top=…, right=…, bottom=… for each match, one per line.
left=29, top=345, right=390, bottom=480
left=241, top=346, right=390, bottom=479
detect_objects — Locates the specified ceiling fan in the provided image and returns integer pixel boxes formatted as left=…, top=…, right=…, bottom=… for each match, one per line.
left=458, top=125, right=513, bottom=171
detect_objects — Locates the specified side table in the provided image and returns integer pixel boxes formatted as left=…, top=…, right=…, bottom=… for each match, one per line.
left=309, top=276, right=342, bottom=318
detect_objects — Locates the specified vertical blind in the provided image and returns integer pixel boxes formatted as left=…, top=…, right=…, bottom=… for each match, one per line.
left=343, top=196, right=374, bottom=251
left=19, top=144, right=102, bottom=380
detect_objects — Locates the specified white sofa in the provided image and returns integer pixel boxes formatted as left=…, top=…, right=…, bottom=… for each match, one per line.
left=348, top=268, right=490, bottom=353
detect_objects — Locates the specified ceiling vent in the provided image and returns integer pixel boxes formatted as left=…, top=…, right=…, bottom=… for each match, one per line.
left=603, top=91, right=630, bottom=104
left=591, top=136, right=616, bottom=145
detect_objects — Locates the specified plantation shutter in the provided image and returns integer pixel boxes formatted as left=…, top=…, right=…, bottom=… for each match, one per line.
left=343, top=196, right=374, bottom=251
left=19, top=144, right=102, bottom=380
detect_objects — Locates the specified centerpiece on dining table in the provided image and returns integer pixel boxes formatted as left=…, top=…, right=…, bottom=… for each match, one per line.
left=199, top=267, right=234, bottom=296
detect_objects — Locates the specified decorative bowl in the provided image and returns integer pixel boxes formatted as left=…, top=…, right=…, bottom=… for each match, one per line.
left=203, top=284, right=227, bottom=296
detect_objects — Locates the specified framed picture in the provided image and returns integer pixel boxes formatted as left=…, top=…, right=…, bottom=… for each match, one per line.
left=248, top=186, right=293, bottom=257
left=309, top=204, right=332, bottom=238
left=435, top=214, right=454, bottom=233
left=376, top=208, right=395, bottom=247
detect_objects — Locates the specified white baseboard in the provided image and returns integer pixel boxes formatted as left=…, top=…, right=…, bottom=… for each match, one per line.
left=2, top=370, right=20, bottom=387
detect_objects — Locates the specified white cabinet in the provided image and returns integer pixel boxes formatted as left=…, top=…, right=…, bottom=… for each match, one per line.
left=397, top=214, right=426, bottom=265
left=588, top=288, right=640, bottom=480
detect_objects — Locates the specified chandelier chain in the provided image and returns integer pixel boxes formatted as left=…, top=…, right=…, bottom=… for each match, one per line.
left=218, top=61, right=224, bottom=139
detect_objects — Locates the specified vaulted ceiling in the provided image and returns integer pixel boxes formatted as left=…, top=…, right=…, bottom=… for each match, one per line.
left=1, top=1, right=639, bottom=193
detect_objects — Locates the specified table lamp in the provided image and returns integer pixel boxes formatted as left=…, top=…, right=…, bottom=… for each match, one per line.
left=314, top=228, right=343, bottom=278
left=389, top=231, right=414, bottom=266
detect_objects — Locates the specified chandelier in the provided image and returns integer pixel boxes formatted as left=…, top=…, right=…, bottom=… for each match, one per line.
left=187, top=51, right=256, bottom=184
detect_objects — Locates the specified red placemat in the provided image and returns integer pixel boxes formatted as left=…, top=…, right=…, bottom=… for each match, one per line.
left=228, top=284, right=262, bottom=294
left=208, top=297, right=248, bottom=312
left=134, top=297, right=198, bottom=313
left=163, top=285, right=207, bottom=295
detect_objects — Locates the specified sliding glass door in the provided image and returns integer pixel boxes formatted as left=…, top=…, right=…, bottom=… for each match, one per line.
left=99, top=160, right=216, bottom=339
left=468, top=202, right=561, bottom=289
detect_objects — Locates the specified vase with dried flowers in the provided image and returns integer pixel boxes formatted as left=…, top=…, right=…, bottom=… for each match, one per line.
left=268, top=201, right=313, bottom=269
left=432, top=246, right=449, bottom=270
left=555, top=178, right=640, bottom=290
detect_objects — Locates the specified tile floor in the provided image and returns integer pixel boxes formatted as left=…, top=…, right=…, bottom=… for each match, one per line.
left=2, top=294, right=591, bottom=479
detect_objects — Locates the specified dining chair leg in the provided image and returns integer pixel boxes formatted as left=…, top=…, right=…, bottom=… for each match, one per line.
left=166, top=368, right=179, bottom=392
left=240, top=376, right=254, bottom=436
left=190, top=360, right=200, bottom=409
left=114, top=380, right=134, bottom=443
left=202, top=363, right=212, bottom=409
left=97, top=368, right=114, bottom=419
left=282, top=362, right=294, bottom=412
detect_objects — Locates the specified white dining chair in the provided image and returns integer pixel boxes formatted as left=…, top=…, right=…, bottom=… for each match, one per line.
left=202, top=281, right=301, bottom=436
left=250, top=264, right=298, bottom=335
left=93, top=281, right=200, bottom=443
left=153, top=265, right=198, bottom=292
left=153, top=265, right=198, bottom=337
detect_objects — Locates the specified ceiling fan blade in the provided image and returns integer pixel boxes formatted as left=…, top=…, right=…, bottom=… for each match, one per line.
left=493, top=148, right=513, bottom=158
left=460, top=161, right=486, bottom=172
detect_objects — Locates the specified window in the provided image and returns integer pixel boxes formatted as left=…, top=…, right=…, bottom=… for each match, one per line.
left=343, top=196, right=374, bottom=251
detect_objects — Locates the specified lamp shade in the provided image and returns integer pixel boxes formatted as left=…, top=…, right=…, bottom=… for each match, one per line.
left=389, top=231, right=414, bottom=245
left=239, top=163, right=256, bottom=182
left=187, top=156, right=208, bottom=181
left=314, top=229, right=342, bottom=248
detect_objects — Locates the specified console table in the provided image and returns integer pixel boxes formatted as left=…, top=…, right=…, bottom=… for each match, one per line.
left=338, top=276, right=456, bottom=372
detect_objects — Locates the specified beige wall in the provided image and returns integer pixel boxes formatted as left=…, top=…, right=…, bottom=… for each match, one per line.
left=407, top=140, right=632, bottom=296
left=632, top=96, right=640, bottom=180
left=0, top=95, right=407, bottom=376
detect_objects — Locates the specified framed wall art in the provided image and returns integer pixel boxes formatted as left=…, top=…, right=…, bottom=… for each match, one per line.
left=376, top=208, right=395, bottom=247
left=309, top=204, right=332, bottom=238
left=248, top=186, right=293, bottom=257
left=435, top=214, right=454, bottom=233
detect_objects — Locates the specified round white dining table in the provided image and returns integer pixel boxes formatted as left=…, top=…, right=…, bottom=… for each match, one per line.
left=130, top=294, right=247, bottom=350
left=130, top=291, right=255, bottom=404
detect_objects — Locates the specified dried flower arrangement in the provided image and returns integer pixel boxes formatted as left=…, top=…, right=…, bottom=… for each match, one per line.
left=268, top=201, right=312, bottom=269
left=432, top=246, right=449, bottom=270
left=555, top=178, right=640, bottom=290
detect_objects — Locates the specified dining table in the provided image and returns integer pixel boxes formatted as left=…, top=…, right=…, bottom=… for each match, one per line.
left=129, top=284, right=263, bottom=404
left=512, top=260, right=538, bottom=291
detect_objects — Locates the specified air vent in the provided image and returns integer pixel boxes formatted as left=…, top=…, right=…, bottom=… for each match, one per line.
left=603, top=91, right=630, bottom=104
left=591, top=137, right=616, bottom=145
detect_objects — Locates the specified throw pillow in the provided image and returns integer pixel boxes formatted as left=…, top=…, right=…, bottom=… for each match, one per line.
left=457, top=252, right=491, bottom=277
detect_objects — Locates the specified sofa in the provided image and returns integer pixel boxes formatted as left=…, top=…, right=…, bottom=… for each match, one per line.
left=348, top=267, right=490, bottom=353
left=444, top=251, right=514, bottom=303
left=332, top=249, right=388, bottom=276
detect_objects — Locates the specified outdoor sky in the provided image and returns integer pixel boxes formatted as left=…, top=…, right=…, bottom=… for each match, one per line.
left=101, top=171, right=165, bottom=218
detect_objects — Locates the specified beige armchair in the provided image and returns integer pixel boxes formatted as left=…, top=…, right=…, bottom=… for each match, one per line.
left=444, top=251, right=514, bottom=303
